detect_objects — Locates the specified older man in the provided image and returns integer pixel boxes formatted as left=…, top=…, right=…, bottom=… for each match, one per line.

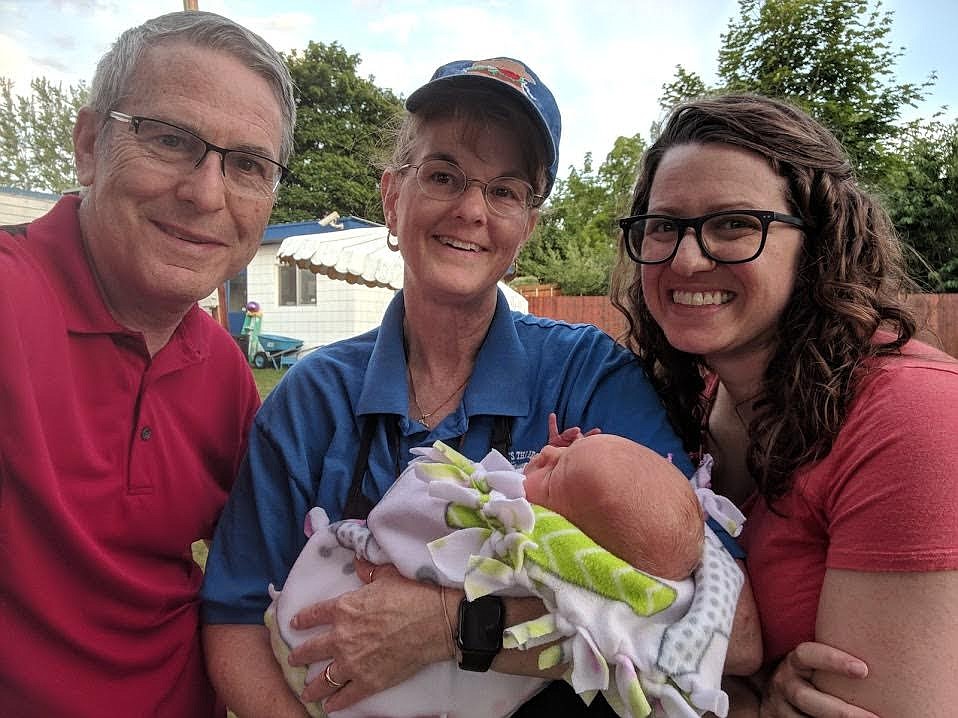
left=0, top=11, right=295, bottom=717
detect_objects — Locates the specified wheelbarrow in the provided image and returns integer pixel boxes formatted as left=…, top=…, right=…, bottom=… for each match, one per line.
left=236, top=301, right=303, bottom=369
left=250, top=333, right=304, bottom=369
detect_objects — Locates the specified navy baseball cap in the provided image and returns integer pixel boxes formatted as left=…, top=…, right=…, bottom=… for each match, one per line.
left=406, top=57, right=562, bottom=198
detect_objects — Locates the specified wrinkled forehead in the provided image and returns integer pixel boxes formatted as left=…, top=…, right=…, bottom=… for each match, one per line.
left=125, top=42, right=284, bottom=153
left=408, top=96, right=545, bottom=185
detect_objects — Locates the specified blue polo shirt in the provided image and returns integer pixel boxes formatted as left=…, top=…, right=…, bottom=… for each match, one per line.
left=202, top=290, right=693, bottom=624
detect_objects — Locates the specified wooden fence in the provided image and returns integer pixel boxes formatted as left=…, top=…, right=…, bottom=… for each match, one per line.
left=527, top=293, right=958, bottom=359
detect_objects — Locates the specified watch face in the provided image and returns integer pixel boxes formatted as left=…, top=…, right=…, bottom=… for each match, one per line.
left=461, top=598, right=504, bottom=651
left=458, top=595, right=505, bottom=654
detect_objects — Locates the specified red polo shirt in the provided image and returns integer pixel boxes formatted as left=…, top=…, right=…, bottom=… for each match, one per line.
left=0, top=197, right=260, bottom=717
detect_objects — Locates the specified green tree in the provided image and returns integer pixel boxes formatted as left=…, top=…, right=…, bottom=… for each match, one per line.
left=0, top=77, right=88, bottom=192
left=659, top=65, right=709, bottom=113
left=658, top=0, right=957, bottom=288
left=519, top=134, right=645, bottom=295
left=721, top=0, right=933, bottom=186
left=882, top=118, right=958, bottom=290
left=273, top=42, right=403, bottom=224
left=660, top=0, right=934, bottom=187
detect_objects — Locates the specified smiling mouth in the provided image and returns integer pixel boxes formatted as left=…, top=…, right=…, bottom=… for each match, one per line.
left=155, top=222, right=220, bottom=246
left=436, top=235, right=482, bottom=252
left=672, top=290, right=734, bottom=306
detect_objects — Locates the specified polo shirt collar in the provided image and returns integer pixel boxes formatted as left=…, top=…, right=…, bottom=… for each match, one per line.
left=357, top=289, right=531, bottom=419
left=32, top=196, right=125, bottom=336
left=29, top=195, right=211, bottom=362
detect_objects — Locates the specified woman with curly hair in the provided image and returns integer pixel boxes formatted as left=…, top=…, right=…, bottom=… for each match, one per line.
left=611, top=94, right=958, bottom=716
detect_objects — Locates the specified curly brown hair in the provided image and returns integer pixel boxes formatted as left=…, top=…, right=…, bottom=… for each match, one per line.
left=610, top=94, right=917, bottom=505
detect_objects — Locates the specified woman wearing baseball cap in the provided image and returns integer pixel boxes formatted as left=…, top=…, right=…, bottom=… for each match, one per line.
left=202, top=58, right=750, bottom=716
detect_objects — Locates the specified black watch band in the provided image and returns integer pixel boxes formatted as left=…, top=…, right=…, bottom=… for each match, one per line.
left=456, top=595, right=504, bottom=672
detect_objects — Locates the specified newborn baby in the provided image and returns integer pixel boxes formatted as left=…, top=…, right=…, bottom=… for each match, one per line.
left=266, top=434, right=743, bottom=718
left=521, top=434, right=704, bottom=581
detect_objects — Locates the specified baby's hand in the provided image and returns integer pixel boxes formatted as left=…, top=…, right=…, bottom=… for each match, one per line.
left=546, top=412, right=601, bottom=447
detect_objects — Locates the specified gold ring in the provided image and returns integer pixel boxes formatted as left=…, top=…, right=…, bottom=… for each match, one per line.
left=368, top=566, right=377, bottom=582
left=323, top=661, right=344, bottom=689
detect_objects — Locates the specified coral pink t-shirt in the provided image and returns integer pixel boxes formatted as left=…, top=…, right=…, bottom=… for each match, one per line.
left=738, top=341, right=958, bottom=662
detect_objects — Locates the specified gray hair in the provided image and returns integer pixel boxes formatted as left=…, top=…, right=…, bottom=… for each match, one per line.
left=383, top=85, right=549, bottom=197
left=87, top=11, right=296, bottom=164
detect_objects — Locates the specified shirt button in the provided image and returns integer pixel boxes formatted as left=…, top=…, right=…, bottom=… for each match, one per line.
left=140, top=426, right=153, bottom=441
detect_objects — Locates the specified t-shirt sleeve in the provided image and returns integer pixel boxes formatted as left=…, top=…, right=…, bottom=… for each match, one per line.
left=201, top=368, right=333, bottom=624
left=200, top=422, right=307, bottom=623
left=811, top=361, right=958, bottom=572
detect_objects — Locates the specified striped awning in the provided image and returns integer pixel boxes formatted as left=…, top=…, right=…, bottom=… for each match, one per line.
left=276, top=225, right=528, bottom=312
left=276, top=226, right=403, bottom=290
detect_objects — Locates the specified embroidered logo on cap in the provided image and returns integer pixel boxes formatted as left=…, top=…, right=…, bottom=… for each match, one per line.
left=464, top=58, right=537, bottom=102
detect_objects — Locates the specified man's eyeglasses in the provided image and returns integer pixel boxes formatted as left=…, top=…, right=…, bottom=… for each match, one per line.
left=108, top=111, right=289, bottom=199
left=618, top=209, right=806, bottom=264
left=399, top=159, right=544, bottom=218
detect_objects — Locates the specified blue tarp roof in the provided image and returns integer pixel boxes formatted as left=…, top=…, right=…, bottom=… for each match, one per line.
left=262, top=215, right=381, bottom=244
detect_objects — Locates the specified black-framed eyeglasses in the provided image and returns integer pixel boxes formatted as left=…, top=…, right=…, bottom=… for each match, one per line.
left=399, top=159, right=544, bottom=218
left=108, top=111, right=289, bottom=198
left=618, top=209, right=806, bottom=265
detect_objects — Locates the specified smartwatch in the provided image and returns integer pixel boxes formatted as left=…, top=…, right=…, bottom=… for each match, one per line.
left=456, top=595, right=504, bottom=672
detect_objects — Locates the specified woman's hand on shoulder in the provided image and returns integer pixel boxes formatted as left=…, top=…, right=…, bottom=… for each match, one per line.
left=759, top=642, right=878, bottom=718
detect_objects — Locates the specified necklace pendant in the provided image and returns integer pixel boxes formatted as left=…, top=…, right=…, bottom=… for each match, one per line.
left=407, top=362, right=471, bottom=433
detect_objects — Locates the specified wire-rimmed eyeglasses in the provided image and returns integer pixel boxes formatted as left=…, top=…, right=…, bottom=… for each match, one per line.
left=108, top=111, right=289, bottom=199
left=399, top=159, right=544, bottom=217
left=618, top=209, right=806, bottom=264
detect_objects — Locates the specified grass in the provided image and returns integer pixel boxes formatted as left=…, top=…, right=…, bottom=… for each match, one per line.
left=252, top=366, right=288, bottom=400
left=191, top=539, right=209, bottom=569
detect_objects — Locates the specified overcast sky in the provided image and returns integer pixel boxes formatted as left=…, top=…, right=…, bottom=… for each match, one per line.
left=2, top=0, right=955, bottom=179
